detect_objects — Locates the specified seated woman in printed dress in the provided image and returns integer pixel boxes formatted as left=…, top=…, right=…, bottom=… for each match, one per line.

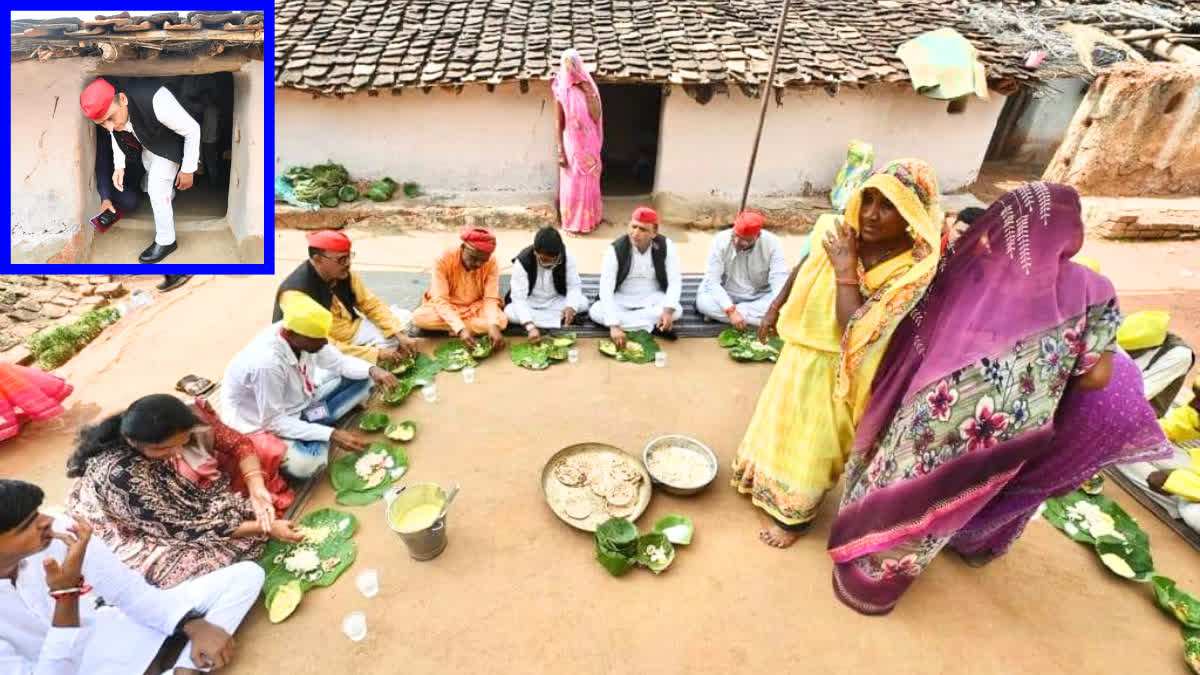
left=66, top=394, right=303, bottom=588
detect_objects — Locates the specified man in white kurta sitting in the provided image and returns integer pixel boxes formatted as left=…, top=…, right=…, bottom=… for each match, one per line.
left=589, top=206, right=682, bottom=349
left=695, top=210, right=789, bottom=330
left=221, top=294, right=398, bottom=480
left=505, top=227, right=591, bottom=342
left=0, top=479, right=263, bottom=674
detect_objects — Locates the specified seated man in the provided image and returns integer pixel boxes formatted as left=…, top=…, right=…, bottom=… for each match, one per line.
left=504, top=226, right=591, bottom=342
left=695, top=210, right=788, bottom=330
left=589, top=207, right=682, bottom=348
left=0, top=479, right=263, bottom=674
left=411, top=226, right=508, bottom=350
left=274, top=229, right=419, bottom=365
left=221, top=294, right=397, bottom=480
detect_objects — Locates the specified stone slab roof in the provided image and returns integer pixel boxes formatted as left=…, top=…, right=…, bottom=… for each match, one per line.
left=11, top=12, right=265, bottom=60
left=275, top=0, right=1062, bottom=96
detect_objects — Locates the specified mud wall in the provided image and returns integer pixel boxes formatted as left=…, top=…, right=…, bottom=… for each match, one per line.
left=1044, top=63, right=1200, bottom=197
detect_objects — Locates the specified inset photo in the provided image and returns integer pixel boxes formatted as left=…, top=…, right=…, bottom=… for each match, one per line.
left=8, top=10, right=267, bottom=268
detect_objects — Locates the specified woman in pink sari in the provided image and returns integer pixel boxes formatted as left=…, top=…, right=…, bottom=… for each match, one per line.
left=553, top=48, right=604, bottom=235
left=0, top=364, right=72, bottom=441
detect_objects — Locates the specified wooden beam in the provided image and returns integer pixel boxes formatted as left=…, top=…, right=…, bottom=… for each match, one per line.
left=13, top=29, right=263, bottom=44
left=1112, top=29, right=1200, bottom=64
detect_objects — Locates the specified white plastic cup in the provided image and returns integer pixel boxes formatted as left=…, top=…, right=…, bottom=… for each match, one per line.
left=462, top=367, right=476, bottom=384
left=355, top=569, right=379, bottom=598
left=567, top=347, right=580, bottom=363
left=342, top=611, right=367, bottom=642
left=655, top=351, right=667, bottom=368
left=130, top=290, right=154, bottom=307
left=421, top=384, right=437, bottom=403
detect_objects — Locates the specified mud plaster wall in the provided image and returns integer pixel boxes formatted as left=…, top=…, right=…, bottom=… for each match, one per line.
left=228, top=62, right=265, bottom=263
left=10, top=59, right=93, bottom=264
left=1005, top=78, right=1089, bottom=167
left=656, top=84, right=1007, bottom=199
left=1044, top=64, right=1200, bottom=197
left=275, top=83, right=558, bottom=194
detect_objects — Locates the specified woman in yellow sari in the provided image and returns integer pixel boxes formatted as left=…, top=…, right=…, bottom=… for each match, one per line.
left=732, top=159, right=943, bottom=547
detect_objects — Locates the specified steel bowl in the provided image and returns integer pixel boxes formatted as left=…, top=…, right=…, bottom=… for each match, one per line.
left=642, top=435, right=719, bottom=496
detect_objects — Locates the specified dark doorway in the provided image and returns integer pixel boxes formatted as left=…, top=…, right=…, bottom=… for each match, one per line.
left=598, top=84, right=662, bottom=195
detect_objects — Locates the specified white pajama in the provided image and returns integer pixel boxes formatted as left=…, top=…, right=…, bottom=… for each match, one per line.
left=695, top=290, right=775, bottom=326
left=590, top=238, right=682, bottom=331
left=109, top=86, right=201, bottom=246
left=506, top=253, right=591, bottom=329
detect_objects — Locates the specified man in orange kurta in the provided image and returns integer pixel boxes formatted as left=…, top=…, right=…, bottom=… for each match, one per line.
left=411, top=226, right=508, bottom=349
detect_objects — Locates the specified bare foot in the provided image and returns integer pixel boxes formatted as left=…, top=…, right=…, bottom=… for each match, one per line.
left=757, top=518, right=807, bottom=548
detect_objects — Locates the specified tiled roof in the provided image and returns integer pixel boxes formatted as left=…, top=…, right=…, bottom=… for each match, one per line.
left=275, top=0, right=1061, bottom=96
left=11, top=12, right=265, bottom=61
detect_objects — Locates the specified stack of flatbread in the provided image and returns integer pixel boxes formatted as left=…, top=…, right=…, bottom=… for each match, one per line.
left=554, top=455, right=644, bottom=523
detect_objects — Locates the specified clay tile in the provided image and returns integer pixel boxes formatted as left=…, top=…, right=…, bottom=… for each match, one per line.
left=114, top=21, right=155, bottom=33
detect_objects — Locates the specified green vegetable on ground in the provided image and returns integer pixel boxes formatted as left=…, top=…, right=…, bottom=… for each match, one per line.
left=358, top=411, right=390, bottom=431
left=318, top=189, right=339, bottom=208
left=594, top=518, right=639, bottom=577
left=27, top=307, right=121, bottom=370
left=367, top=177, right=398, bottom=202
left=337, top=184, right=359, bottom=202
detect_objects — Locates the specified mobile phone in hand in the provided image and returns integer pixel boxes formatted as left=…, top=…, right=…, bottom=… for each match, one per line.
left=90, top=208, right=123, bottom=233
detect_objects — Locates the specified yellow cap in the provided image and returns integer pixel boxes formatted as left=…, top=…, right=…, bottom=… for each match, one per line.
left=1073, top=256, right=1101, bottom=273
left=1116, top=310, right=1169, bottom=352
left=280, top=293, right=332, bottom=339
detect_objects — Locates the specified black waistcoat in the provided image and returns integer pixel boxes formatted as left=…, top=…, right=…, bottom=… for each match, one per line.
left=119, top=79, right=186, bottom=165
left=613, top=234, right=668, bottom=291
left=272, top=260, right=359, bottom=322
left=504, top=246, right=568, bottom=305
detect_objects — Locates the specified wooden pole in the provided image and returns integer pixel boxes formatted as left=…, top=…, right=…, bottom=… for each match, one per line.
left=738, top=0, right=793, bottom=214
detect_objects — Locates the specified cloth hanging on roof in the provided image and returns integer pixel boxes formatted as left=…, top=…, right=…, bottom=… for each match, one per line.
left=896, top=28, right=989, bottom=101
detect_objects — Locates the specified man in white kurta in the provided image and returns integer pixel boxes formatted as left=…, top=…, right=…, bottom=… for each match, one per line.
left=695, top=211, right=790, bottom=329
left=589, top=207, right=682, bottom=340
left=505, top=227, right=591, bottom=340
left=221, top=295, right=395, bottom=479
left=0, top=479, right=264, bottom=674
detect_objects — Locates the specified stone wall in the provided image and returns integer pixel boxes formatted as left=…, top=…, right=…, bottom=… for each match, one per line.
left=1094, top=211, right=1200, bottom=240
left=0, top=275, right=126, bottom=361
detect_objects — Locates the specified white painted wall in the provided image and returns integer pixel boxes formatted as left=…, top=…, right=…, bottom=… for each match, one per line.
left=656, top=84, right=1007, bottom=197
left=275, top=82, right=558, bottom=194
left=1007, top=78, right=1088, bottom=166
left=9, top=59, right=92, bottom=263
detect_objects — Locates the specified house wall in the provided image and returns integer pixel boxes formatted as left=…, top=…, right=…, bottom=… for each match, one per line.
left=10, top=54, right=264, bottom=264
left=655, top=84, right=1007, bottom=199
left=228, top=61, right=266, bottom=263
left=10, top=59, right=93, bottom=264
left=997, top=78, right=1089, bottom=167
left=275, top=82, right=558, bottom=194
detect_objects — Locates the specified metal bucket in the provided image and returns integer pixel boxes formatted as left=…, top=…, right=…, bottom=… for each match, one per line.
left=384, top=483, right=449, bottom=561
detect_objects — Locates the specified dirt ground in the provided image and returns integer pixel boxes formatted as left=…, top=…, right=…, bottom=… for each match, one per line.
left=3, top=227, right=1199, bottom=674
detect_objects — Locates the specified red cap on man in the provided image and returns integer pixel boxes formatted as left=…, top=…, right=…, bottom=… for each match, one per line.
left=733, top=210, right=765, bottom=237
left=80, top=78, right=116, bottom=122
left=632, top=207, right=659, bottom=225
left=306, top=230, right=352, bottom=252
left=460, top=226, right=497, bottom=254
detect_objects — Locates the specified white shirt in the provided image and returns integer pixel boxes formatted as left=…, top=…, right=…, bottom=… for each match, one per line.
left=508, top=251, right=587, bottom=326
left=0, top=518, right=193, bottom=675
left=598, top=237, right=682, bottom=326
left=700, top=229, right=789, bottom=311
left=110, top=86, right=201, bottom=174
left=220, top=323, right=373, bottom=442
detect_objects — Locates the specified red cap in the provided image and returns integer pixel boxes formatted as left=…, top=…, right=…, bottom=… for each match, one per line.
left=460, top=226, right=497, bottom=254
left=733, top=210, right=765, bottom=237
left=80, top=78, right=116, bottom=122
left=306, top=230, right=352, bottom=252
left=632, top=207, right=658, bottom=225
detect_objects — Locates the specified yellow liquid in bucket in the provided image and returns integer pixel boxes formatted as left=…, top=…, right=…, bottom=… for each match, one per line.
left=390, top=502, right=443, bottom=533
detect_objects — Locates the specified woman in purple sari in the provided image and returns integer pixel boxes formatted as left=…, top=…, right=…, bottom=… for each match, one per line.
left=827, top=182, right=1172, bottom=615
left=553, top=48, right=604, bottom=235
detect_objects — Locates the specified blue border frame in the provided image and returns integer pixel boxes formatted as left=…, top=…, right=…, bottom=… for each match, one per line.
left=3, top=5, right=274, bottom=273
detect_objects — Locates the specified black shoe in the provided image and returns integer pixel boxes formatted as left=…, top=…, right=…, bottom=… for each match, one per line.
left=652, top=327, right=679, bottom=341
left=139, top=241, right=177, bottom=264
left=156, top=275, right=192, bottom=292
